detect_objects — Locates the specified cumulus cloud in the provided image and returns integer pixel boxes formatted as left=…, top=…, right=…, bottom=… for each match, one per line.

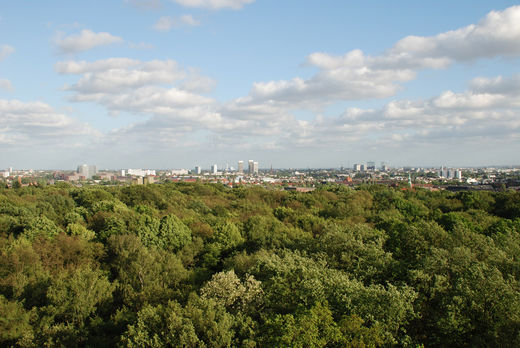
left=180, top=68, right=217, bottom=93
left=56, top=58, right=216, bottom=115
left=0, top=45, right=14, bottom=61
left=192, top=72, right=520, bottom=152
left=154, top=15, right=200, bottom=31
left=55, top=29, right=123, bottom=54
left=384, top=5, right=520, bottom=66
left=51, top=6, right=520, bottom=160
left=306, top=75, right=520, bottom=148
left=58, top=59, right=186, bottom=93
left=170, top=0, right=254, bottom=10
left=0, top=99, right=101, bottom=147
left=244, top=6, right=520, bottom=110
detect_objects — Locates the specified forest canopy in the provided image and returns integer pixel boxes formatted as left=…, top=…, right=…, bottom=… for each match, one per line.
left=1, top=183, right=520, bottom=347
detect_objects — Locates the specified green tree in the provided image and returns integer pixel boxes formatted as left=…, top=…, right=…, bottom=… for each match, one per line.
left=158, top=214, right=192, bottom=252
left=0, top=295, right=34, bottom=346
left=45, top=266, right=115, bottom=326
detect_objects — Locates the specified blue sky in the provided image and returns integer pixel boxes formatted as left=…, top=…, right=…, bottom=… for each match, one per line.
left=1, top=0, right=520, bottom=169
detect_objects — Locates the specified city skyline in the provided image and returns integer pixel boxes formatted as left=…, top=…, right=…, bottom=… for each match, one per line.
left=1, top=1, right=520, bottom=169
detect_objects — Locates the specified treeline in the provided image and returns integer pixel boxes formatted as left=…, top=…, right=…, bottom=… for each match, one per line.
left=1, top=183, right=520, bottom=347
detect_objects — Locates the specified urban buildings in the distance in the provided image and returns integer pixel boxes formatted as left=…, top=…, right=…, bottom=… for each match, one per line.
left=77, top=164, right=97, bottom=179
left=2, top=163, right=520, bottom=192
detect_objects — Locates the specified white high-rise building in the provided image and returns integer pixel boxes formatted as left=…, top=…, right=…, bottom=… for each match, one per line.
left=127, top=169, right=156, bottom=177
left=439, top=166, right=448, bottom=178
left=194, top=166, right=201, bottom=175
left=237, top=161, right=244, bottom=173
left=248, top=160, right=254, bottom=174
left=171, top=169, right=188, bottom=175
left=253, top=161, right=259, bottom=174
left=77, top=164, right=97, bottom=179
left=211, top=164, right=218, bottom=174
left=353, top=163, right=362, bottom=171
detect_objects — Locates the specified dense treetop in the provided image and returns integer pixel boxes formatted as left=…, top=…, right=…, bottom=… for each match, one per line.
left=1, top=183, right=520, bottom=347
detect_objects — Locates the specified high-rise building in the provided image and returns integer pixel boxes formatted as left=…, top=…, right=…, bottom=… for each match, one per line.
left=367, top=161, right=376, bottom=171
left=237, top=161, right=244, bottom=173
left=211, top=164, right=218, bottom=174
left=127, top=169, right=156, bottom=177
left=194, top=166, right=201, bottom=175
left=253, top=161, right=259, bottom=174
left=353, top=164, right=362, bottom=171
left=360, top=164, right=366, bottom=172
left=439, top=166, right=448, bottom=178
left=77, top=164, right=97, bottom=179
left=248, top=160, right=254, bottom=174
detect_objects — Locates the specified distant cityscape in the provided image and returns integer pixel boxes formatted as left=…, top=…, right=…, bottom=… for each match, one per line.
left=2, top=160, right=520, bottom=192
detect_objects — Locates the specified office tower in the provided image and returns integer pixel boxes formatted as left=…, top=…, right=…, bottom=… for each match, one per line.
left=353, top=163, right=361, bottom=171
left=455, top=170, right=462, bottom=180
left=253, top=161, right=259, bottom=174
left=367, top=161, right=376, bottom=171
left=77, top=164, right=97, bottom=179
left=248, top=160, right=254, bottom=174
left=211, top=164, right=218, bottom=174
left=360, top=164, right=366, bottom=172
left=439, top=166, right=448, bottom=178
left=194, top=166, right=201, bottom=175
left=237, top=161, right=244, bottom=173
left=127, top=169, right=156, bottom=177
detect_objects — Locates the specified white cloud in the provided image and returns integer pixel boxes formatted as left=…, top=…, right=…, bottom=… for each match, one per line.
left=213, top=72, right=520, bottom=152
left=57, top=58, right=216, bottom=115
left=0, top=45, right=14, bottom=61
left=61, top=59, right=186, bottom=93
left=242, top=6, right=520, bottom=110
left=385, top=5, right=520, bottom=65
left=154, top=15, right=200, bottom=31
left=55, top=58, right=140, bottom=74
left=50, top=6, right=520, bottom=163
left=0, top=99, right=101, bottom=147
left=470, top=74, right=520, bottom=96
left=55, top=29, right=123, bottom=54
left=170, top=0, right=254, bottom=10
left=180, top=68, right=217, bottom=93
